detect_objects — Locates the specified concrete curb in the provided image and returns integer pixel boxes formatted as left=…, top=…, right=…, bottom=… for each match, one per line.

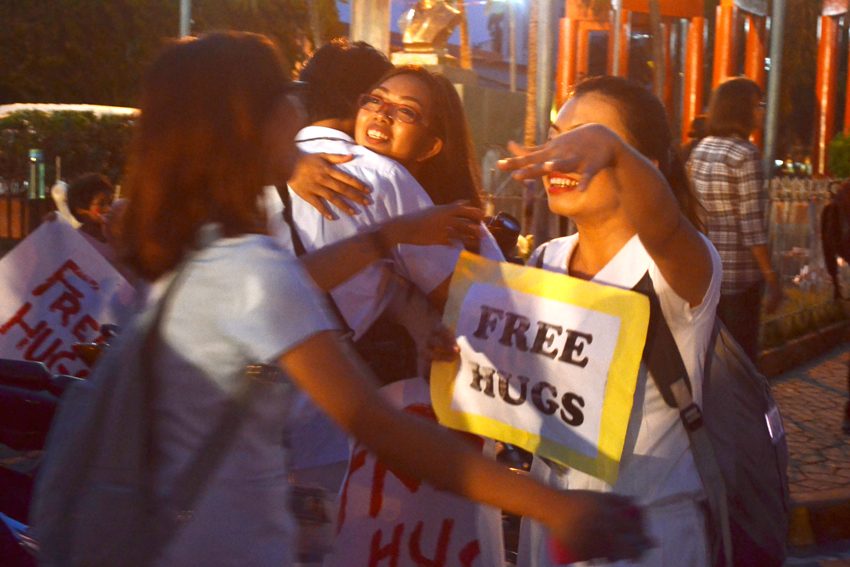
left=759, top=321, right=850, bottom=378
left=789, top=488, right=850, bottom=548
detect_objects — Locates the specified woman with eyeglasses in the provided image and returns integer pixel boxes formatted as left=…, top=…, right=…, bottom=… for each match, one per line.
left=320, top=65, right=523, bottom=567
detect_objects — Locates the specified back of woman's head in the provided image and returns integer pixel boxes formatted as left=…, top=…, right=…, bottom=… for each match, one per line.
left=122, top=31, right=290, bottom=280
left=299, top=38, right=393, bottom=123
left=706, top=77, right=762, bottom=138
left=377, top=66, right=482, bottom=208
left=572, top=75, right=703, bottom=229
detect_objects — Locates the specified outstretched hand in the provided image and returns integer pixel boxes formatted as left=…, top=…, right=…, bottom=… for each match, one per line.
left=497, top=124, right=624, bottom=191
left=289, top=152, right=371, bottom=219
left=380, top=201, right=484, bottom=249
left=547, top=490, right=653, bottom=563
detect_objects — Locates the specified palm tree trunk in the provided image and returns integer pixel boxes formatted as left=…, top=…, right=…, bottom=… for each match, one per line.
left=457, top=0, right=473, bottom=69
left=524, top=0, right=538, bottom=146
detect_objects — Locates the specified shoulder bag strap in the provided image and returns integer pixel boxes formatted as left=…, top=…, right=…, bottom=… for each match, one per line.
left=634, top=273, right=732, bottom=567
left=533, top=243, right=549, bottom=269
left=139, top=250, right=277, bottom=564
left=279, top=186, right=353, bottom=334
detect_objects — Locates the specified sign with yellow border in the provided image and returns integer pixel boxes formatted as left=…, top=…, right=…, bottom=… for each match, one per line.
left=430, top=251, right=649, bottom=485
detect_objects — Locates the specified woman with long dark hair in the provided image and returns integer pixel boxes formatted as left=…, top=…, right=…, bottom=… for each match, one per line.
left=114, top=33, right=648, bottom=566
left=499, top=75, right=721, bottom=567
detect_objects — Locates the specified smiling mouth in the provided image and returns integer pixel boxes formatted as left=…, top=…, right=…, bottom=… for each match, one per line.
left=366, top=128, right=389, bottom=142
left=547, top=175, right=580, bottom=192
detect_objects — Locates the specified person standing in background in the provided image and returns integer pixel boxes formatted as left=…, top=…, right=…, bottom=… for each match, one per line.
left=687, top=77, right=782, bottom=361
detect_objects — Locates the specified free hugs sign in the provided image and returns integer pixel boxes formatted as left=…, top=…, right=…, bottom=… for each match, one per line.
left=431, top=252, right=649, bottom=484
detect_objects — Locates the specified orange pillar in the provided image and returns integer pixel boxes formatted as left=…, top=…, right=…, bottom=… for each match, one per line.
left=744, top=14, right=766, bottom=89
left=613, top=9, right=631, bottom=77
left=713, top=2, right=737, bottom=87
left=814, top=15, right=839, bottom=175
left=845, top=35, right=850, bottom=135
left=555, top=18, right=579, bottom=109
left=576, top=22, right=591, bottom=81
left=683, top=17, right=705, bottom=144
left=664, top=22, right=675, bottom=113
left=744, top=14, right=766, bottom=146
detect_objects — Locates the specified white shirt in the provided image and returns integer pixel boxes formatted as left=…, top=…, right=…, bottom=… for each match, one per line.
left=519, top=233, right=722, bottom=567
left=151, top=234, right=338, bottom=566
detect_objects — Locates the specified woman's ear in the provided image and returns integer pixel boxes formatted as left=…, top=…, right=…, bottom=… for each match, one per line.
left=415, top=136, right=444, bottom=163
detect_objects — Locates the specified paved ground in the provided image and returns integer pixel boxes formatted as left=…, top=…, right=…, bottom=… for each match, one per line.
left=772, top=342, right=850, bottom=551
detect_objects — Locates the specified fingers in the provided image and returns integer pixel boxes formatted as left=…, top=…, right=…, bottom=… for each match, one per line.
left=326, top=168, right=372, bottom=201
left=423, top=325, right=459, bottom=362
left=303, top=194, right=337, bottom=221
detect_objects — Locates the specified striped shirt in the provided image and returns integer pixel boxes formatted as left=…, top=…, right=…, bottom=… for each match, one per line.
left=687, top=136, right=768, bottom=294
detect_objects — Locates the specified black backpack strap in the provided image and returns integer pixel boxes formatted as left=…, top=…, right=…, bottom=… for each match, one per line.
left=533, top=243, right=549, bottom=269
left=632, top=273, right=693, bottom=411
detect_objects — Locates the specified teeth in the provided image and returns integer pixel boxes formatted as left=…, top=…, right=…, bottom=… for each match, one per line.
left=367, top=128, right=388, bottom=141
left=549, top=176, right=579, bottom=188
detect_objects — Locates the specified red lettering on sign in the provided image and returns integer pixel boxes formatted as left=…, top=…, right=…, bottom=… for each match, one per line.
left=409, top=519, right=452, bottom=566
left=23, top=327, right=62, bottom=363
left=0, top=302, right=43, bottom=342
left=49, top=349, right=86, bottom=378
left=369, top=523, right=403, bottom=567
left=370, top=458, right=422, bottom=518
left=72, top=314, right=99, bottom=342
left=32, top=259, right=99, bottom=297
left=458, top=540, right=481, bottom=566
left=49, top=290, right=82, bottom=327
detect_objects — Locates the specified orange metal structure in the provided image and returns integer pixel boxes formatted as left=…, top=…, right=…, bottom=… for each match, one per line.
left=813, top=2, right=849, bottom=174
left=555, top=0, right=771, bottom=143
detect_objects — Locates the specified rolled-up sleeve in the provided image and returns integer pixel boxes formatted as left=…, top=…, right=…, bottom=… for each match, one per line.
left=734, top=150, right=768, bottom=248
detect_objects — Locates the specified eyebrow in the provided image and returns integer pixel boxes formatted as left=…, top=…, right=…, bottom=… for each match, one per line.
left=373, top=86, right=424, bottom=107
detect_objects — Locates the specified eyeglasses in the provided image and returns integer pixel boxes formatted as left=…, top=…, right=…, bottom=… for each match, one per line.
left=358, top=93, right=425, bottom=125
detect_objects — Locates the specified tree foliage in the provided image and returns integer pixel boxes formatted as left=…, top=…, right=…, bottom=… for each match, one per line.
left=0, top=1, right=340, bottom=107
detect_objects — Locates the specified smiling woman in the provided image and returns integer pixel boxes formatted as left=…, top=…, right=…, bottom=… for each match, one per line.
left=354, top=65, right=483, bottom=208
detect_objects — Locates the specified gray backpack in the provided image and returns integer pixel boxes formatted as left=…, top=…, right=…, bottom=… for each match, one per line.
left=533, top=247, right=789, bottom=566
left=636, top=274, right=790, bottom=567
left=30, top=258, right=271, bottom=566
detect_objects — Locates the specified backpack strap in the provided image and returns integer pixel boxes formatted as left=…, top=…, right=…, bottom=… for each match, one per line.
left=279, top=186, right=353, bottom=334
left=533, top=243, right=549, bottom=269
left=140, top=247, right=282, bottom=564
left=633, top=273, right=733, bottom=567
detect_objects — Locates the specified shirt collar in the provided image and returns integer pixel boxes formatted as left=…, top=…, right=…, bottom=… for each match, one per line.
left=561, top=234, right=650, bottom=290
left=294, top=125, right=354, bottom=144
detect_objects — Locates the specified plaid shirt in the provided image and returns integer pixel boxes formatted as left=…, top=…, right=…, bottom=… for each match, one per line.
left=687, top=136, right=768, bottom=294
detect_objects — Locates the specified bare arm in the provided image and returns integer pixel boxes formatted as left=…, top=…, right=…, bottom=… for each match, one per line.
left=278, top=330, right=650, bottom=562
left=499, top=125, right=712, bottom=306
left=300, top=202, right=482, bottom=292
